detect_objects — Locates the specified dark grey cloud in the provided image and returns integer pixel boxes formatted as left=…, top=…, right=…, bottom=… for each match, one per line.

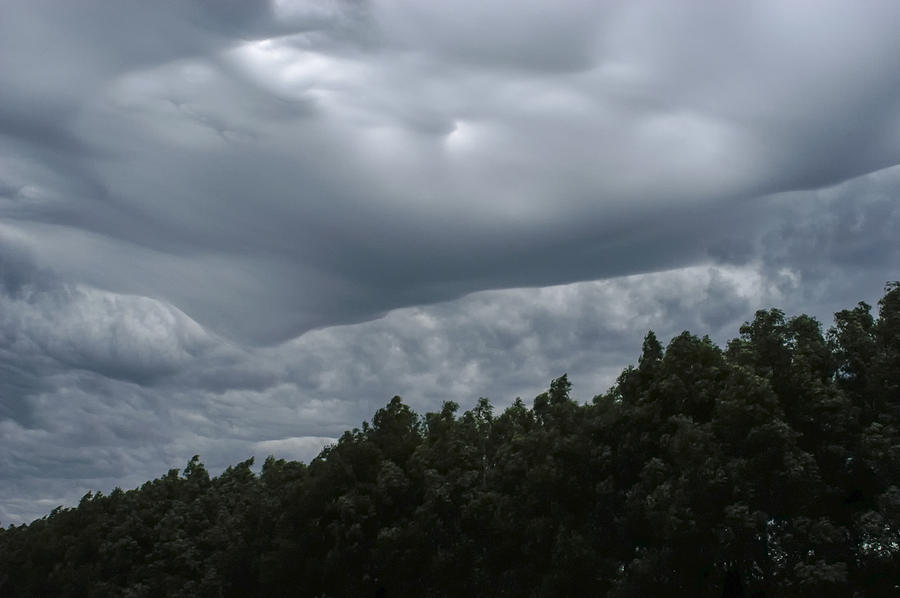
left=3, top=0, right=899, bottom=343
left=1, top=1, right=899, bottom=523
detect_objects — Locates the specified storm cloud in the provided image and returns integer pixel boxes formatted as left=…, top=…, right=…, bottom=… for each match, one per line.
left=1, top=0, right=899, bottom=522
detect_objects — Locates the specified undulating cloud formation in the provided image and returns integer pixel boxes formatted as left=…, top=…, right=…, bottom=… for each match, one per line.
left=1, top=0, right=899, bottom=523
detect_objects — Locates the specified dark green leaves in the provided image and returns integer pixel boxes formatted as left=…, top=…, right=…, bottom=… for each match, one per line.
left=3, top=285, right=900, bottom=596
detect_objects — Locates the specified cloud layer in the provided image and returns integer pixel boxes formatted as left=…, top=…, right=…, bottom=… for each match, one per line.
left=4, top=0, right=900, bottom=342
left=1, top=0, right=899, bottom=523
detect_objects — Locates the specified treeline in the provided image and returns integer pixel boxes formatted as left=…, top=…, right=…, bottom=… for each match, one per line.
left=1, top=284, right=899, bottom=597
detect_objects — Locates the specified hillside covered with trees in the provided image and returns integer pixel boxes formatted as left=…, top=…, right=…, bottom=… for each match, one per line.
left=1, top=284, right=899, bottom=597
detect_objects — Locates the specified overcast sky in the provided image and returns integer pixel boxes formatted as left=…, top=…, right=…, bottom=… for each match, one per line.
left=2, top=0, right=899, bottom=524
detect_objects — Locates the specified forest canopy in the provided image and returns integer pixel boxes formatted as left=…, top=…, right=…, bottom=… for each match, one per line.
left=1, top=283, right=899, bottom=597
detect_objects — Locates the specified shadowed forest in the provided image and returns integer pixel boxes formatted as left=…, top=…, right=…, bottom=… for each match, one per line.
left=1, top=283, right=899, bottom=597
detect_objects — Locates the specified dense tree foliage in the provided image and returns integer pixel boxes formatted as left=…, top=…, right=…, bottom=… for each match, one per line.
left=2, top=284, right=900, bottom=597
